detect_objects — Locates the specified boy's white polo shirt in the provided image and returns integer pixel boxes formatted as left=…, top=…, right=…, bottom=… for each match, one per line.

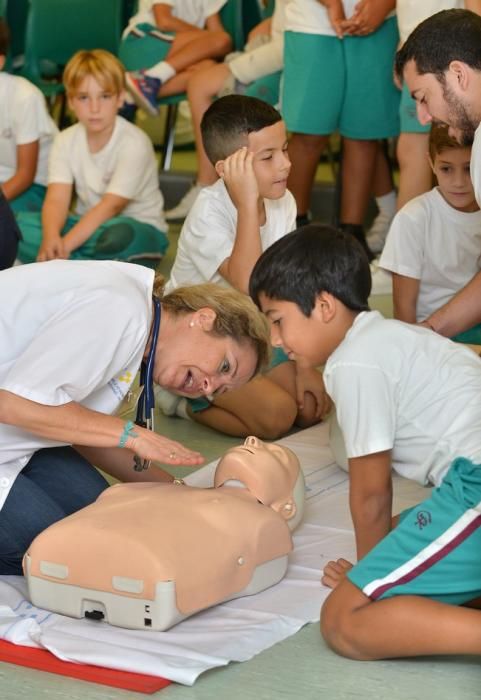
left=165, top=178, right=296, bottom=292
left=48, top=116, right=167, bottom=232
left=0, top=260, right=154, bottom=512
left=0, top=73, right=58, bottom=186
left=324, top=311, right=481, bottom=487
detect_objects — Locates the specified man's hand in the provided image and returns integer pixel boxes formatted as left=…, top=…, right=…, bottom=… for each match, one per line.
left=322, top=557, right=354, bottom=589
left=222, top=147, right=259, bottom=210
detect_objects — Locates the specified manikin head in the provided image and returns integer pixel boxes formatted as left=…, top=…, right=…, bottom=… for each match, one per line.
left=214, top=436, right=305, bottom=531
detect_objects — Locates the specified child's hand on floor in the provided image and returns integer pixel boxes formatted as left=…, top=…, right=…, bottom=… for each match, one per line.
left=321, top=558, right=353, bottom=589
left=221, top=146, right=259, bottom=211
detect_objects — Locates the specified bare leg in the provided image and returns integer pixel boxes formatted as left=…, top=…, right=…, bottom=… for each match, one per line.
left=372, top=142, right=394, bottom=198
left=396, top=132, right=432, bottom=210
left=340, top=138, right=378, bottom=225
left=321, top=579, right=481, bottom=660
left=186, top=62, right=232, bottom=185
left=287, top=133, right=330, bottom=217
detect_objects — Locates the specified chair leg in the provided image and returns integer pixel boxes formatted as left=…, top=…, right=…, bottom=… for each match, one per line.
left=160, top=103, right=179, bottom=171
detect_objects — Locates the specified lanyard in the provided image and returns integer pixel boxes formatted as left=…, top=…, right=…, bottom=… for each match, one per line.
left=133, top=297, right=161, bottom=471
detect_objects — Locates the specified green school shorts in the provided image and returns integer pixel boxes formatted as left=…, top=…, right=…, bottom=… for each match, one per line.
left=16, top=212, right=169, bottom=266
left=348, top=457, right=481, bottom=606
left=282, top=18, right=400, bottom=138
left=400, top=82, right=430, bottom=134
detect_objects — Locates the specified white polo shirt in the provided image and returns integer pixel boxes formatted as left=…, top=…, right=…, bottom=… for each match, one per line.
left=324, top=311, right=481, bottom=487
left=0, top=260, right=154, bottom=511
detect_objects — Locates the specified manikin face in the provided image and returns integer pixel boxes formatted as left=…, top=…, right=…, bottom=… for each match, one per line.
left=153, top=308, right=258, bottom=400
left=404, top=59, right=479, bottom=147
left=247, top=120, right=291, bottom=200
left=68, top=75, right=124, bottom=136
left=430, top=147, right=478, bottom=213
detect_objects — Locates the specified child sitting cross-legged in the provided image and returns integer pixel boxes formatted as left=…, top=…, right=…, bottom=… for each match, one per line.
left=0, top=18, right=57, bottom=215
left=158, top=94, right=330, bottom=439
left=17, top=50, right=168, bottom=265
left=380, top=123, right=481, bottom=344
left=250, top=224, right=481, bottom=662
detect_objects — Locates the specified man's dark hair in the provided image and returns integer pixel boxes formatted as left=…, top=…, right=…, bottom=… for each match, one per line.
left=395, top=9, right=481, bottom=82
left=201, top=94, right=282, bottom=165
left=249, top=224, right=371, bottom=316
left=0, top=18, right=10, bottom=58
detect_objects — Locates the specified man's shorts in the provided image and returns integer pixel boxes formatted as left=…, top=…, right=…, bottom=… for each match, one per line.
left=348, top=457, right=481, bottom=606
left=282, top=18, right=400, bottom=139
left=400, top=82, right=430, bottom=134
left=119, top=23, right=174, bottom=72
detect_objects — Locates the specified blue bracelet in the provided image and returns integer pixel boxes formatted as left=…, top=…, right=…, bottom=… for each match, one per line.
left=118, top=420, right=138, bottom=448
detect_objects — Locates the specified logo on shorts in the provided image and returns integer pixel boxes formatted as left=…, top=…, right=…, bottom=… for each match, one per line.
left=414, top=510, right=432, bottom=530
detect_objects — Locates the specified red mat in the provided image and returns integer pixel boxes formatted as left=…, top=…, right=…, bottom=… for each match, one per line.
left=0, top=639, right=171, bottom=694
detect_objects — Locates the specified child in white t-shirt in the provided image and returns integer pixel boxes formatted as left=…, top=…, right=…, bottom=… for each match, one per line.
left=249, top=223, right=481, bottom=662
left=119, top=0, right=232, bottom=116
left=17, top=49, right=168, bottom=265
left=161, top=95, right=330, bottom=439
left=0, top=19, right=57, bottom=214
left=380, top=123, right=481, bottom=343
left=166, top=0, right=289, bottom=221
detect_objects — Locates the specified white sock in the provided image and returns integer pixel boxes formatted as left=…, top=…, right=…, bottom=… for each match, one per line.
left=145, top=61, right=176, bottom=83
left=375, top=189, right=397, bottom=219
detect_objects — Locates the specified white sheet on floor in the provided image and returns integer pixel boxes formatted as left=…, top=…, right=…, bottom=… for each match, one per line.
left=0, top=423, right=429, bottom=685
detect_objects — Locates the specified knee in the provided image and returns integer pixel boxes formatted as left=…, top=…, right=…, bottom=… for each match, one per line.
left=210, top=30, right=232, bottom=57
left=252, top=393, right=297, bottom=440
left=320, top=590, right=371, bottom=661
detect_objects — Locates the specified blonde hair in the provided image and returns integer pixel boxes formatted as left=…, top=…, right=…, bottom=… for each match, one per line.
left=63, top=49, right=125, bottom=96
left=154, top=276, right=271, bottom=374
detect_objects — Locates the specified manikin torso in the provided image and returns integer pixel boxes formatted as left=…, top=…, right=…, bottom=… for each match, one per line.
left=24, top=437, right=305, bottom=630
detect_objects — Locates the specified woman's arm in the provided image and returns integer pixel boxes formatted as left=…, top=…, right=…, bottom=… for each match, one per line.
left=1, top=141, right=38, bottom=200
left=61, top=192, right=129, bottom=255
left=392, top=273, right=419, bottom=323
left=0, top=390, right=203, bottom=466
left=74, top=445, right=176, bottom=483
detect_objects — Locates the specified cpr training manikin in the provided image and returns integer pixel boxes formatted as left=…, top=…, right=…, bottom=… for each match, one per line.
left=24, top=437, right=305, bottom=631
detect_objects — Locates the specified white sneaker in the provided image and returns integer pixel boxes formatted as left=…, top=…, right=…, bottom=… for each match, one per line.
left=165, top=183, right=203, bottom=222
left=366, top=212, right=394, bottom=255
left=154, top=386, right=190, bottom=419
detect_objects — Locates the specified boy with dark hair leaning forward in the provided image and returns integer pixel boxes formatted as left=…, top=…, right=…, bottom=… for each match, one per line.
left=249, top=224, right=481, bottom=661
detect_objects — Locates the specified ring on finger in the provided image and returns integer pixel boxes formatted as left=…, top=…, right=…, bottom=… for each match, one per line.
left=169, top=451, right=177, bottom=460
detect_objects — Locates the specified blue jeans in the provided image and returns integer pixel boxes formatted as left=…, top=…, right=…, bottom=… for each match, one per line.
left=0, top=447, right=109, bottom=575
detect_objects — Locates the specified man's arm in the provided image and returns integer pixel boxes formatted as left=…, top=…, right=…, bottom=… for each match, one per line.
left=423, top=270, right=481, bottom=337
left=218, top=148, right=262, bottom=293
